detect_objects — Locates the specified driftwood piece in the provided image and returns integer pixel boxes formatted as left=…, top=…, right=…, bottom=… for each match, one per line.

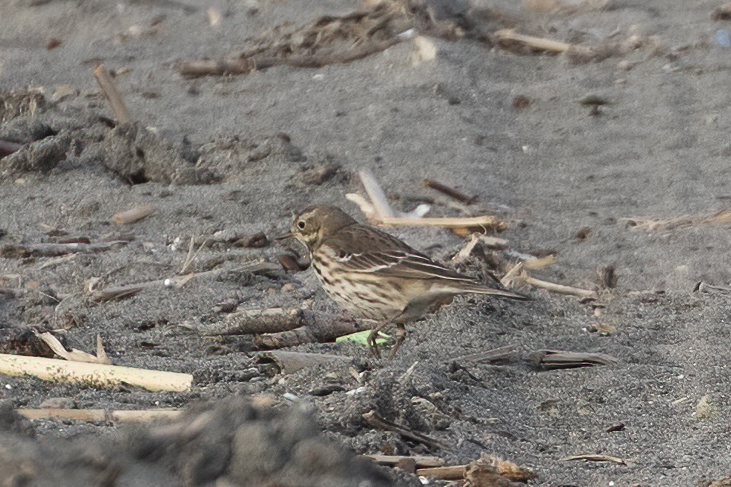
left=199, top=308, right=315, bottom=335
left=530, top=350, right=618, bottom=370
left=0, top=353, right=193, bottom=391
left=111, top=204, right=155, bottom=225
left=0, top=241, right=128, bottom=259
left=199, top=308, right=367, bottom=348
left=364, top=454, right=445, bottom=468
left=562, top=453, right=626, bottom=465
left=93, top=64, right=131, bottom=123
left=362, top=410, right=449, bottom=450
left=255, top=319, right=366, bottom=349
left=256, top=350, right=349, bottom=374
left=17, top=408, right=181, bottom=423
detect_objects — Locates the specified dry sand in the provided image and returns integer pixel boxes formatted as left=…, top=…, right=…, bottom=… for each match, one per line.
left=2, top=0, right=731, bottom=485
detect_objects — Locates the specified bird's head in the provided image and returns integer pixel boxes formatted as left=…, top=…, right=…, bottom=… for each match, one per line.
left=282, top=205, right=357, bottom=251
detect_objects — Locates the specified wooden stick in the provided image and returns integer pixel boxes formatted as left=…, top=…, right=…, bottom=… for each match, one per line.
left=93, top=64, right=131, bottom=123
left=530, top=350, right=618, bottom=369
left=364, top=454, right=446, bottom=468
left=17, top=408, right=182, bottom=423
left=0, top=353, right=193, bottom=391
left=255, top=318, right=366, bottom=349
left=111, top=204, right=155, bottom=225
left=423, top=179, right=476, bottom=204
left=362, top=410, right=449, bottom=450
left=493, top=29, right=572, bottom=53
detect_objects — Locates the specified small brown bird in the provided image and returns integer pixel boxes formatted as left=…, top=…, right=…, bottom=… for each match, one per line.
left=283, top=205, right=527, bottom=357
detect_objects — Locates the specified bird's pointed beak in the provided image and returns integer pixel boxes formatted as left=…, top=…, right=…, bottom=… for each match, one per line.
left=275, top=232, right=294, bottom=241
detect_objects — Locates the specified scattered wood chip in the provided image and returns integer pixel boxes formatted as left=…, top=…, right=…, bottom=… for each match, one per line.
left=17, top=408, right=181, bottom=423
left=620, top=209, right=731, bottom=231
left=562, top=454, right=626, bottom=465
left=0, top=353, right=192, bottom=391
left=35, top=332, right=111, bottom=365
left=501, top=262, right=597, bottom=299
left=530, top=350, right=618, bottom=370
left=111, top=204, right=155, bottom=225
left=362, top=409, right=449, bottom=450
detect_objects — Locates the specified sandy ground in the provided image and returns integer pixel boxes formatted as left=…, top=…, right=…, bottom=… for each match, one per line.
left=2, top=0, right=731, bottom=485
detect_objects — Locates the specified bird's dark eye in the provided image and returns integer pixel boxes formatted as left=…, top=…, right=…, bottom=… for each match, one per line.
left=297, top=221, right=306, bottom=229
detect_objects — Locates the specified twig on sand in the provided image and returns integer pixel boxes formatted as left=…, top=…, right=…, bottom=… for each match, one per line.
left=501, top=262, right=597, bottom=299
left=363, top=454, right=445, bottom=468
left=0, top=353, right=192, bottom=391
left=423, top=178, right=477, bottom=204
left=93, top=64, right=131, bottom=123
left=17, top=408, right=181, bottom=423
left=450, top=345, right=518, bottom=365
left=529, top=350, right=619, bottom=370
left=493, top=29, right=573, bottom=53
left=88, top=261, right=279, bottom=302
left=0, top=241, right=129, bottom=258
left=620, top=209, right=731, bottom=231
left=562, top=453, right=627, bottom=465
left=362, top=409, right=450, bottom=450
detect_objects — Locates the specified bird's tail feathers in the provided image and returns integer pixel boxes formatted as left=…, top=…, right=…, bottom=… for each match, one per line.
left=452, top=282, right=529, bottom=300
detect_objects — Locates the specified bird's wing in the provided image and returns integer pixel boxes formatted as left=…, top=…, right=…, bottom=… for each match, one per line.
left=319, top=227, right=474, bottom=282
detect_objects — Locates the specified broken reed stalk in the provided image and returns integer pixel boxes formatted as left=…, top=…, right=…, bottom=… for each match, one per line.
left=17, top=408, right=182, bottom=423
left=93, top=64, right=131, bottom=123
left=0, top=353, right=193, bottom=392
left=111, top=204, right=155, bottom=225
left=621, top=209, right=731, bottom=231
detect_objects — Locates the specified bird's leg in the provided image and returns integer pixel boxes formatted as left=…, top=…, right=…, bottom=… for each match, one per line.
left=389, top=324, right=407, bottom=359
left=367, top=321, right=389, bottom=359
